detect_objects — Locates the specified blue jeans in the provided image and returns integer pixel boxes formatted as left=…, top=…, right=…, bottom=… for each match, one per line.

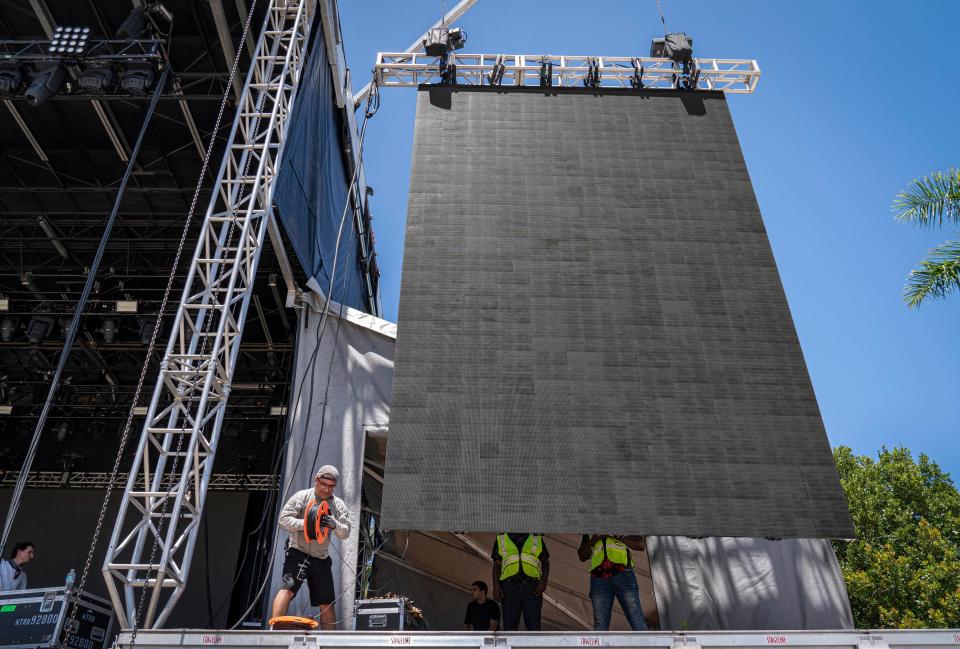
left=589, top=569, right=647, bottom=631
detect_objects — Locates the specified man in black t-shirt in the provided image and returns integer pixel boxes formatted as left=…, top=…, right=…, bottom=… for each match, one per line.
left=464, top=580, right=501, bottom=631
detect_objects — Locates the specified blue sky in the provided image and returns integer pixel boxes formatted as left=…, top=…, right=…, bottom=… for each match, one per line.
left=340, top=1, right=960, bottom=478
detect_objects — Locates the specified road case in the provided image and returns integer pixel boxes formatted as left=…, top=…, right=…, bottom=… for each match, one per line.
left=0, top=587, right=115, bottom=649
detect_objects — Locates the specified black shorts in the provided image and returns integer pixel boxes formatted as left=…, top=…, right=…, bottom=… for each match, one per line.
left=280, top=546, right=334, bottom=606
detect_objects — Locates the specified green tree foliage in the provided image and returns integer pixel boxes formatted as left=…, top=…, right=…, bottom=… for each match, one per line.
left=892, top=169, right=960, bottom=307
left=833, top=446, right=960, bottom=627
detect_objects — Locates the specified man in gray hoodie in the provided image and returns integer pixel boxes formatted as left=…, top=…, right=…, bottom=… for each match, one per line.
left=271, top=465, right=351, bottom=629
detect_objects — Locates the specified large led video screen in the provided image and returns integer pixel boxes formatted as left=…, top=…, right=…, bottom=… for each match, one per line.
left=381, top=87, right=853, bottom=539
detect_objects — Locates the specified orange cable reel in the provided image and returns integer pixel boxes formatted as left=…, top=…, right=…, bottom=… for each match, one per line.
left=302, top=498, right=330, bottom=544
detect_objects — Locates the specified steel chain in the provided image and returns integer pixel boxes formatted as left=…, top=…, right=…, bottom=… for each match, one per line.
left=655, top=0, right=669, bottom=34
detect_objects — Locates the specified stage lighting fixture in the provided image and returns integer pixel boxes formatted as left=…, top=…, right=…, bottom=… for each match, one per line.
left=423, top=26, right=467, bottom=57
left=0, top=405, right=12, bottom=415
left=0, top=298, right=8, bottom=311
left=56, top=421, right=70, bottom=442
left=132, top=406, right=149, bottom=416
left=423, top=27, right=449, bottom=57
left=116, top=299, right=138, bottom=313
left=26, top=315, right=54, bottom=344
left=100, top=318, right=118, bottom=343
left=120, top=66, right=156, bottom=95
left=49, top=26, right=90, bottom=56
left=259, top=423, right=270, bottom=444
left=25, top=64, right=66, bottom=106
left=0, top=318, right=15, bottom=342
left=0, top=68, right=24, bottom=96
left=80, top=66, right=115, bottom=94
left=117, top=7, right=149, bottom=39
left=650, top=33, right=694, bottom=64
left=447, top=28, right=467, bottom=51
left=139, top=315, right=158, bottom=345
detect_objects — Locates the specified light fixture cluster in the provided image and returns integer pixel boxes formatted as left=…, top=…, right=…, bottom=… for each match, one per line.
left=48, top=26, right=91, bottom=55
left=0, top=6, right=171, bottom=104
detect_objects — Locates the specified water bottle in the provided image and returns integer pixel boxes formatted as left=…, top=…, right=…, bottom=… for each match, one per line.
left=65, top=568, right=76, bottom=592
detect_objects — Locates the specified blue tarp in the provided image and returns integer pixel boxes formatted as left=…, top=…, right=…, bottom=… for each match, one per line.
left=273, top=21, right=369, bottom=312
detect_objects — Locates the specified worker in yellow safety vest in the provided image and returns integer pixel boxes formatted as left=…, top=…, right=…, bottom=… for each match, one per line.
left=491, top=533, right=550, bottom=630
left=577, top=535, right=647, bottom=630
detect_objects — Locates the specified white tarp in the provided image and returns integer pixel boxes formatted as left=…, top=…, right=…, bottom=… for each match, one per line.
left=269, top=294, right=395, bottom=628
left=647, top=536, right=854, bottom=630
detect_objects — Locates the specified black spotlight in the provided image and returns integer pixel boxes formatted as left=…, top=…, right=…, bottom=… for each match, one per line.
left=80, top=66, right=115, bottom=94
left=0, top=317, right=16, bottom=342
left=117, top=7, right=149, bottom=39
left=120, top=65, right=156, bottom=95
left=447, top=28, right=467, bottom=51
left=100, top=318, right=118, bottom=343
left=139, top=315, right=159, bottom=345
left=0, top=68, right=24, bottom=96
left=25, top=64, right=66, bottom=106
left=26, top=315, right=54, bottom=344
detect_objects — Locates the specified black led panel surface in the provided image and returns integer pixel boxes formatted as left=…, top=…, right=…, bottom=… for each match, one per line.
left=381, top=87, right=853, bottom=538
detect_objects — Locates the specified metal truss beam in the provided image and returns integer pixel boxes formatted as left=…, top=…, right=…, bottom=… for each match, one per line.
left=102, top=0, right=314, bottom=630
left=0, top=38, right=166, bottom=63
left=0, top=471, right=278, bottom=491
left=375, top=53, right=761, bottom=94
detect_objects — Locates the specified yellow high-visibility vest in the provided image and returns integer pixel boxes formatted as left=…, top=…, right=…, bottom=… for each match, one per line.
left=590, top=536, right=635, bottom=571
left=497, top=534, right=543, bottom=580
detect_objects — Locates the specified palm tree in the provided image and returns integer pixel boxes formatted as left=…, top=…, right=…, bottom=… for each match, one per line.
left=892, top=168, right=960, bottom=308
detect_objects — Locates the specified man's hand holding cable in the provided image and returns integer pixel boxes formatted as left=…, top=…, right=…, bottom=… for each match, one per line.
left=319, top=514, right=339, bottom=529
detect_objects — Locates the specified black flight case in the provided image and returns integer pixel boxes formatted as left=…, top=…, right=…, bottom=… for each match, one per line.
left=0, top=587, right=115, bottom=649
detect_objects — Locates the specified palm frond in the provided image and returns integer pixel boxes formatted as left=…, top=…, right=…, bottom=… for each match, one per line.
left=892, top=169, right=960, bottom=229
left=903, top=238, right=960, bottom=308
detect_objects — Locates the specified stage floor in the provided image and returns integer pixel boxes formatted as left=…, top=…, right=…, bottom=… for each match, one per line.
left=118, top=629, right=960, bottom=649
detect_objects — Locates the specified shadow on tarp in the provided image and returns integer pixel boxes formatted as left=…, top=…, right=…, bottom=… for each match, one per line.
left=273, top=15, right=368, bottom=312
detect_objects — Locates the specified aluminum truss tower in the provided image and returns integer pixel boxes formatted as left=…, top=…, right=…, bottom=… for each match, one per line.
left=102, top=0, right=314, bottom=629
